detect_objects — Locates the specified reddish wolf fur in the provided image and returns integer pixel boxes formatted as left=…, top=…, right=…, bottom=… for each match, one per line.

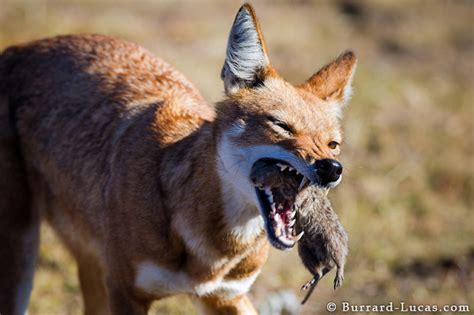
left=0, top=3, right=355, bottom=315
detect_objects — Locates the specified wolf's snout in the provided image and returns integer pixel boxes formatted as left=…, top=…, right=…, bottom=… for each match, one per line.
left=314, top=159, right=343, bottom=187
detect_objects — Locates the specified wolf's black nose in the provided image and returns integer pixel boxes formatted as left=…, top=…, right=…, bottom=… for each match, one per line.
left=314, top=159, right=343, bottom=187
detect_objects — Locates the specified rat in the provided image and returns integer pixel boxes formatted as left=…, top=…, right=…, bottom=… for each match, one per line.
left=295, top=187, right=348, bottom=304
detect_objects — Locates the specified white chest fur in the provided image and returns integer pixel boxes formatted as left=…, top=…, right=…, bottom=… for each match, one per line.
left=135, top=261, right=259, bottom=300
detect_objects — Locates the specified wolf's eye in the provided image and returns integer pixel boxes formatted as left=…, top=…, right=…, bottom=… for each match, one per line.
left=266, top=116, right=293, bottom=134
left=328, top=141, right=340, bottom=150
left=275, top=121, right=292, bottom=133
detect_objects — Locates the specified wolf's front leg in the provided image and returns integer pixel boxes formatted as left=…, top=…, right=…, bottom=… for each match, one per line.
left=0, top=120, right=40, bottom=315
left=106, top=281, right=150, bottom=315
left=192, top=294, right=258, bottom=315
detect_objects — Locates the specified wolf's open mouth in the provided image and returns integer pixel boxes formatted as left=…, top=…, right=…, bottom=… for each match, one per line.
left=251, top=159, right=310, bottom=250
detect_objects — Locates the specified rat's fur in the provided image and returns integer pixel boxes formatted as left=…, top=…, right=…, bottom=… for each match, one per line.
left=295, top=188, right=348, bottom=304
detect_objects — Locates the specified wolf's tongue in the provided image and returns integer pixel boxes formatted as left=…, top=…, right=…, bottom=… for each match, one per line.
left=281, top=205, right=292, bottom=223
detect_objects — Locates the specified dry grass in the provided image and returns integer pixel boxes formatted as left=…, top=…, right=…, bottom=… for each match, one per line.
left=1, top=0, right=473, bottom=314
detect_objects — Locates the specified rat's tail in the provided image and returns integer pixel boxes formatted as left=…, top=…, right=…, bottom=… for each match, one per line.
left=301, top=273, right=321, bottom=304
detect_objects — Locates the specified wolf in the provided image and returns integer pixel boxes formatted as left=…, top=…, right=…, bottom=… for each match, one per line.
left=0, top=3, right=356, bottom=315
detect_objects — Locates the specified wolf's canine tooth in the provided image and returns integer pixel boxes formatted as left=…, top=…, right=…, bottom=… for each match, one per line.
left=298, top=177, right=308, bottom=190
left=276, top=163, right=288, bottom=171
left=275, top=212, right=282, bottom=222
left=275, top=226, right=282, bottom=237
left=293, top=231, right=304, bottom=241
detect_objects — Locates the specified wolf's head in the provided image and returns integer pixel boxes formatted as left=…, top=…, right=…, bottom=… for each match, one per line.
left=216, top=4, right=356, bottom=250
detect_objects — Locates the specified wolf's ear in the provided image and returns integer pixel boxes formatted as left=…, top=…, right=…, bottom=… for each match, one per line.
left=221, top=3, right=272, bottom=95
left=301, top=51, right=357, bottom=106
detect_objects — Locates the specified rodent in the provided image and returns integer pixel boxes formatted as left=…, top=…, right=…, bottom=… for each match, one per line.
left=295, top=187, right=348, bottom=304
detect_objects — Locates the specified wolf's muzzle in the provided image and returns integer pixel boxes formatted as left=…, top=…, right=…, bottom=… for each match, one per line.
left=313, top=159, right=343, bottom=187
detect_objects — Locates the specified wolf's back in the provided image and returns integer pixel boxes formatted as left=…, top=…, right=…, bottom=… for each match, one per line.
left=0, top=34, right=215, bottom=219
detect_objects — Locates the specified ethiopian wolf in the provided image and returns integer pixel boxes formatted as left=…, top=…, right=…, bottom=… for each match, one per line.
left=0, top=3, right=356, bottom=315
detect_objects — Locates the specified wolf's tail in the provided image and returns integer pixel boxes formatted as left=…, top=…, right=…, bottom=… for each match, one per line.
left=0, top=46, right=40, bottom=315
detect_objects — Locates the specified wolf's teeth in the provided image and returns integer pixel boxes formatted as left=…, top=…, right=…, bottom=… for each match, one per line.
left=274, top=212, right=281, bottom=222
left=275, top=226, right=282, bottom=237
left=288, top=166, right=294, bottom=172
left=271, top=203, right=277, bottom=213
left=293, top=231, right=304, bottom=241
left=276, top=163, right=288, bottom=171
left=298, top=177, right=308, bottom=190
left=289, top=219, right=296, bottom=227
left=275, top=213, right=284, bottom=228
left=290, top=211, right=296, bottom=219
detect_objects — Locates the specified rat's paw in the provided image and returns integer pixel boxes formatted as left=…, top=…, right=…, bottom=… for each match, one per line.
left=333, top=274, right=344, bottom=290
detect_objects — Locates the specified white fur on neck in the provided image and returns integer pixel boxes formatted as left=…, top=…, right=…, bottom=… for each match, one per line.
left=216, top=125, right=263, bottom=242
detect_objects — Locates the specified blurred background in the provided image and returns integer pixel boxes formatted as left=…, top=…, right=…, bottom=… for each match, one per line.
left=1, top=0, right=472, bottom=314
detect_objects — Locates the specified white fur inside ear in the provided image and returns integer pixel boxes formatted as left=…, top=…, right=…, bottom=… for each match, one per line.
left=222, top=7, right=268, bottom=93
left=328, top=61, right=356, bottom=118
left=341, top=62, right=357, bottom=106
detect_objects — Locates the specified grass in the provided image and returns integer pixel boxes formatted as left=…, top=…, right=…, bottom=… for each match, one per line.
left=1, top=0, right=473, bottom=314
